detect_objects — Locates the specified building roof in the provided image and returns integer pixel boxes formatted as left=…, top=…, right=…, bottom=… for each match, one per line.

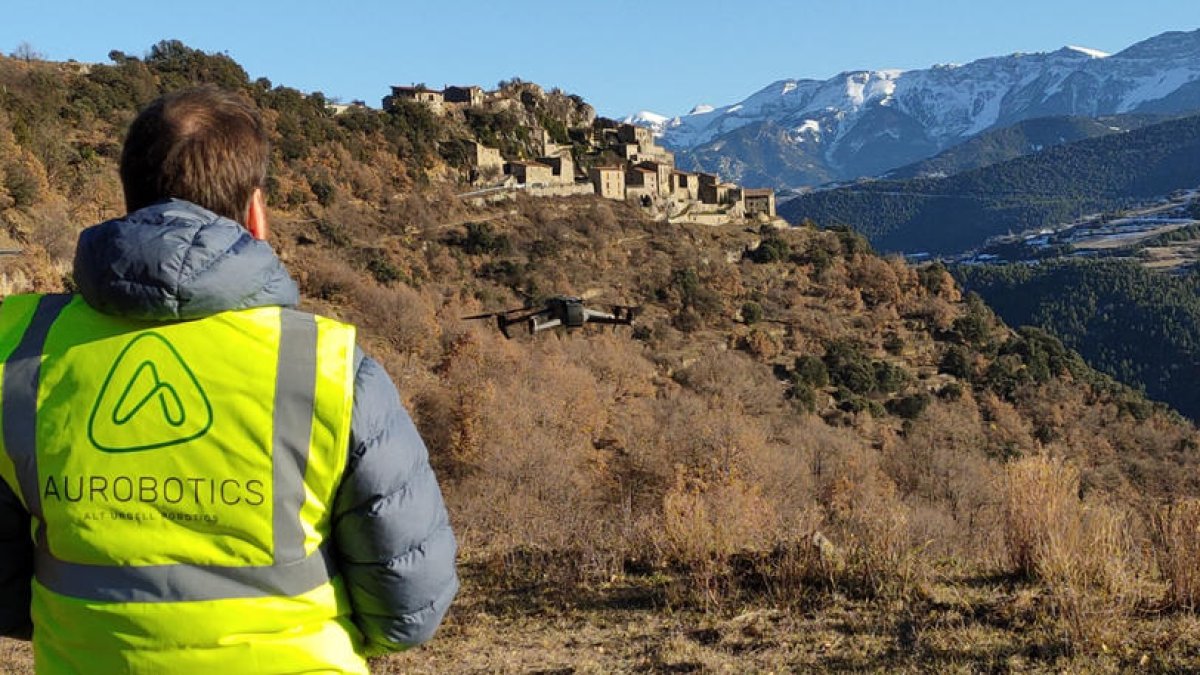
left=391, top=85, right=440, bottom=95
left=508, top=160, right=550, bottom=168
left=743, top=188, right=775, bottom=197
left=630, top=167, right=656, bottom=174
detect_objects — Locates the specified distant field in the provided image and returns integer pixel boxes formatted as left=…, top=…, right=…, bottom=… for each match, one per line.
left=1071, top=221, right=1193, bottom=250
left=1141, top=244, right=1200, bottom=271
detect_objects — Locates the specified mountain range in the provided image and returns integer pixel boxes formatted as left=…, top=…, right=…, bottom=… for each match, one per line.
left=630, top=29, right=1200, bottom=188
left=778, top=112, right=1200, bottom=254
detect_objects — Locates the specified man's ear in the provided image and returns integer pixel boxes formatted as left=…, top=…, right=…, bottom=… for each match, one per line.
left=246, top=188, right=269, bottom=241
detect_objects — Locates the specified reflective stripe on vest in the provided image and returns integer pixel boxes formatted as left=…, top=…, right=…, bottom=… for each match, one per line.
left=0, top=294, right=355, bottom=603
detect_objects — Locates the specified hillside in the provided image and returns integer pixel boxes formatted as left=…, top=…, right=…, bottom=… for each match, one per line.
left=4, top=43, right=1200, bottom=672
left=954, top=259, right=1200, bottom=422
left=779, top=113, right=1200, bottom=254
left=883, top=113, right=1165, bottom=180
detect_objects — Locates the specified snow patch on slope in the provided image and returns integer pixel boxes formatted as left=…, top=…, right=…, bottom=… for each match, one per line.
left=1067, top=45, right=1111, bottom=59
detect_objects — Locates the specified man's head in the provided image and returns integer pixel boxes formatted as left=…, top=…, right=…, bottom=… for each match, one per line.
left=120, top=85, right=269, bottom=237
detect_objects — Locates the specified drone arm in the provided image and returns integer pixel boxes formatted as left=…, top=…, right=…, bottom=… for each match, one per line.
left=583, top=316, right=634, bottom=326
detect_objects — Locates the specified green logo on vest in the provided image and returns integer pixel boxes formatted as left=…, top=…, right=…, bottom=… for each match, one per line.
left=87, top=332, right=213, bottom=452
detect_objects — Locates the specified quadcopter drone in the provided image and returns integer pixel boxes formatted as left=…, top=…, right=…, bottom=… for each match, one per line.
left=464, top=295, right=638, bottom=338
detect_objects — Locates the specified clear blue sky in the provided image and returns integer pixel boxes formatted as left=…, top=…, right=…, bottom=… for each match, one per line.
left=3, top=0, right=1198, bottom=117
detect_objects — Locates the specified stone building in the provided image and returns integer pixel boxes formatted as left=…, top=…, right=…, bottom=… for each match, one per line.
left=538, top=129, right=569, bottom=159
left=384, top=86, right=444, bottom=113
left=617, top=123, right=654, bottom=148
left=700, top=180, right=741, bottom=206
left=637, top=161, right=673, bottom=197
left=443, top=85, right=484, bottom=106
left=641, top=146, right=675, bottom=165
left=743, top=188, right=777, bottom=217
left=538, top=154, right=576, bottom=185
left=589, top=166, right=625, bottom=200
left=614, top=144, right=642, bottom=162
left=508, top=160, right=554, bottom=186
left=466, top=141, right=504, bottom=183
left=626, top=166, right=659, bottom=200
left=670, top=171, right=700, bottom=201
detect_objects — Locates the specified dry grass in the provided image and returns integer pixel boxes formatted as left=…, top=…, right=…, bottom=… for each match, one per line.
left=1001, top=454, right=1156, bottom=649
left=1153, top=498, right=1200, bottom=611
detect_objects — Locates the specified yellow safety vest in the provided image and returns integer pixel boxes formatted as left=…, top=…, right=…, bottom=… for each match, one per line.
left=0, top=293, right=369, bottom=674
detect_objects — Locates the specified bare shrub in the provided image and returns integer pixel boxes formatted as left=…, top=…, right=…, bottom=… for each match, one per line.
left=349, top=283, right=441, bottom=359
left=658, top=470, right=778, bottom=607
left=295, top=254, right=362, bottom=303
left=1152, top=499, right=1200, bottom=611
left=438, top=337, right=626, bottom=580
left=883, top=396, right=1002, bottom=559
left=26, top=198, right=78, bottom=262
left=673, top=349, right=784, bottom=417
left=821, top=458, right=922, bottom=598
left=738, top=326, right=783, bottom=360
left=848, top=254, right=902, bottom=308
left=660, top=472, right=778, bottom=562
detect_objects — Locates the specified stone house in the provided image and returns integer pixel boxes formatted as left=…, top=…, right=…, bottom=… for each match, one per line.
left=508, top=160, right=554, bottom=187
left=743, top=188, right=777, bottom=217
left=626, top=166, right=659, bottom=199
left=384, top=86, right=444, bottom=114
left=617, top=123, right=654, bottom=148
left=539, top=154, right=576, bottom=186
left=589, top=166, right=625, bottom=200
left=613, top=144, right=641, bottom=162
left=616, top=123, right=673, bottom=164
left=637, top=161, right=673, bottom=197
left=670, top=171, right=700, bottom=201
left=700, top=181, right=742, bottom=206
left=443, top=85, right=484, bottom=106
left=465, top=141, right=504, bottom=183
left=641, top=146, right=675, bottom=165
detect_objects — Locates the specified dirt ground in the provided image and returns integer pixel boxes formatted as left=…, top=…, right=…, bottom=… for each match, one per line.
left=6, top=566, right=1200, bottom=674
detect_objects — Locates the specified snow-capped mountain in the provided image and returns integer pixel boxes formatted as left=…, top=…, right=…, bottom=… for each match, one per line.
left=635, top=29, right=1200, bottom=188
left=621, top=110, right=671, bottom=130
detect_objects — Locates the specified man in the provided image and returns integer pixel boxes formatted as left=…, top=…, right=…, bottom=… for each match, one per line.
left=0, top=86, right=458, bottom=673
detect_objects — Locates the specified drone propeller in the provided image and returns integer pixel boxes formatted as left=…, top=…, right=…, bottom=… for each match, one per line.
left=461, top=306, right=531, bottom=321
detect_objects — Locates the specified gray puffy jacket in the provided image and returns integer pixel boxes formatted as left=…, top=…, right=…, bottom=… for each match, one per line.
left=0, top=199, right=457, bottom=653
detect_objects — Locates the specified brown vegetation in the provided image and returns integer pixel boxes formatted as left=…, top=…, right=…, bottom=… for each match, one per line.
left=3, top=46, right=1200, bottom=671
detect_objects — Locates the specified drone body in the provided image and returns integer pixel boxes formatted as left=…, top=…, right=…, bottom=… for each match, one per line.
left=465, top=295, right=637, bottom=338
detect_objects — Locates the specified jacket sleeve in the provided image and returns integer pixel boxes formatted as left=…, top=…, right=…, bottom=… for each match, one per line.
left=0, top=477, right=33, bottom=640
left=332, top=350, right=458, bottom=655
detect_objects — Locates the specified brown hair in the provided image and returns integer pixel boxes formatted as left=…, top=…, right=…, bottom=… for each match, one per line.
left=120, top=85, right=268, bottom=223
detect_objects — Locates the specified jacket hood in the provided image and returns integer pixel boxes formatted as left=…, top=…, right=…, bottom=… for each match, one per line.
left=73, top=199, right=300, bottom=321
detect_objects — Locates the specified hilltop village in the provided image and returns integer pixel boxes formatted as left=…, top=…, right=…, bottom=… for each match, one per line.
left=383, top=84, right=778, bottom=225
